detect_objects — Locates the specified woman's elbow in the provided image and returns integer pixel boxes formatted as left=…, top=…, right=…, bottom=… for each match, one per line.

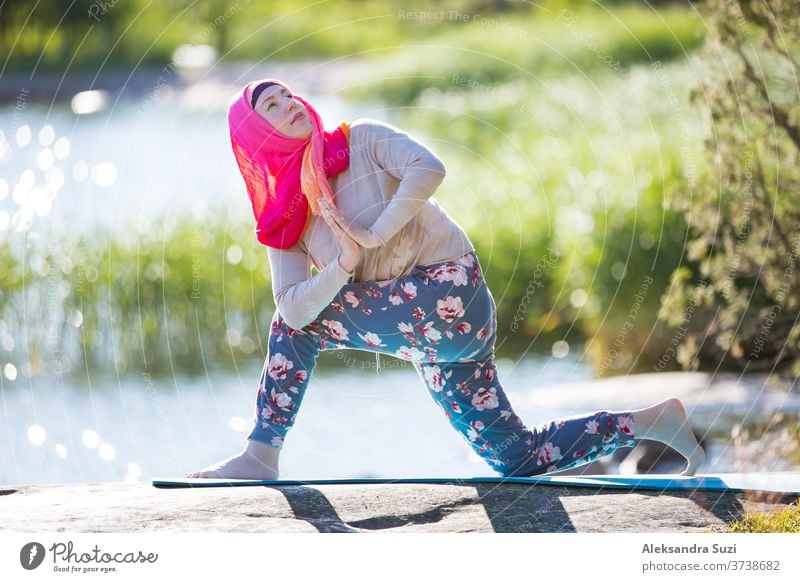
left=414, top=155, right=445, bottom=190
left=278, top=309, right=310, bottom=331
left=427, top=155, right=446, bottom=179
left=410, top=149, right=446, bottom=178
left=273, top=298, right=309, bottom=331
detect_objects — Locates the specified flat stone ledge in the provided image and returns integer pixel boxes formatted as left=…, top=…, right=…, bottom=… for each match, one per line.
left=1, top=482, right=796, bottom=533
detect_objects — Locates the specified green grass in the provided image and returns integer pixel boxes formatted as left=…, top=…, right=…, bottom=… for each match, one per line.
left=728, top=499, right=800, bottom=533
left=380, top=55, right=708, bottom=372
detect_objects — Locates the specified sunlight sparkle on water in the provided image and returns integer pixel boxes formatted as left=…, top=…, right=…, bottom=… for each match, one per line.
left=4, top=363, right=17, bottom=380
left=37, top=148, right=54, bottom=171
left=14, top=169, right=36, bottom=203
left=552, top=340, right=570, bottom=358
left=228, top=416, right=248, bottom=432
left=27, top=424, right=47, bottom=446
left=29, top=187, right=53, bottom=217
left=98, top=442, right=116, bottom=461
left=45, top=166, right=65, bottom=191
left=67, top=309, right=83, bottom=328
left=71, top=90, right=109, bottom=115
left=172, top=44, right=217, bottom=69
left=91, top=163, right=117, bottom=186
left=15, top=125, right=31, bottom=147
left=72, top=161, right=88, bottom=182
left=82, top=429, right=100, bottom=448
left=38, top=125, right=55, bottom=146
left=54, top=136, right=71, bottom=159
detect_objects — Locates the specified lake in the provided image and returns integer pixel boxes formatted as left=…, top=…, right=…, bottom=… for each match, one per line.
left=3, top=348, right=787, bottom=486
left=0, top=76, right=384, bottom=237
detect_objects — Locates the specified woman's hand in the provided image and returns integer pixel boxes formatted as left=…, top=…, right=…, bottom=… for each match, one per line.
left=319, top=198, right=363, bottom=272
left=318, top=198, right=383, bottom=249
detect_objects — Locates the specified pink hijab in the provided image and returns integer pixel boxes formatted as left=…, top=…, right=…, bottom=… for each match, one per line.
left=227, top=79, right=351, bottom=249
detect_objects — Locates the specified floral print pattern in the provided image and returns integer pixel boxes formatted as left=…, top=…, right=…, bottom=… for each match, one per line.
left=248, top=251, right=637, bottom=477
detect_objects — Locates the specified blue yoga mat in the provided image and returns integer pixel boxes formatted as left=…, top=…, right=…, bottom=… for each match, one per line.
left=152, top=472, right=800, bottom=494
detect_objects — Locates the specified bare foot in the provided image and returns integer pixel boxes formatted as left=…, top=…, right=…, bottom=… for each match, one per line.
left=681, top=446, right=706, bottom=477
left=184, top=444, right=280, bottom=480
left=643, top=397, right=706, bottom=477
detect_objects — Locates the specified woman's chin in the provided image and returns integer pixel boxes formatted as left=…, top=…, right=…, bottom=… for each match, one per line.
left=284, top=124, right=312, bottom=139
left=277, top=127, right=310, bottom=139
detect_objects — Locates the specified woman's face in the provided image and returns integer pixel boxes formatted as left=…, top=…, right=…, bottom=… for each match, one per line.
left=251, top=84, right=312, bottom=139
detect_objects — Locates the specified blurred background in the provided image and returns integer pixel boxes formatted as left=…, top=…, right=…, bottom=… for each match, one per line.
left=1, top=0, right=798, bottom=485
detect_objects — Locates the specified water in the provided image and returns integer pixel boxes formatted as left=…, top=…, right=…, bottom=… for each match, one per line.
left=4, top=348, right=793, bottom=486
left=0, top=90, right=364, bottom=237
left=1, top=351, right=603, bottom=485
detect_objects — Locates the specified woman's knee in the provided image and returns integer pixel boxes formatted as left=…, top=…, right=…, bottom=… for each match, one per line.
left=268, top=311, right=325, bottom=362
left=495, top=456, right=547, bottom=478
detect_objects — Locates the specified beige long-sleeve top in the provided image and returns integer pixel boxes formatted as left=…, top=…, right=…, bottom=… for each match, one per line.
left=268, top=117, right=475, bottom=330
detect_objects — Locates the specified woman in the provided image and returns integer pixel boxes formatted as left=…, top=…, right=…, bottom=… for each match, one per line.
left=185, top=79, right=705, bottom=480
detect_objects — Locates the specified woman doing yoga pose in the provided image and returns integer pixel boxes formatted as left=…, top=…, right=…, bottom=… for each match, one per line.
left=185, top=80, right=705, bottom=480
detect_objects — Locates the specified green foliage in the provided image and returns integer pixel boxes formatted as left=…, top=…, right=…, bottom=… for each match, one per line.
left=4, top=211, right=274, bottom=378
left=658, top=0, right=800, bottom=380
left=389, top=56, right=704, bottom=370
left=1, top=1, right=704, bottom=75
left=341, top=4, right=705, bottom=106
left=729, top=498, right=800, bottom=533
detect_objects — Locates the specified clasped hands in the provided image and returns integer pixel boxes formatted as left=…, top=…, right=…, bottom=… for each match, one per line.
left=318, top=197, right=383, bottom=249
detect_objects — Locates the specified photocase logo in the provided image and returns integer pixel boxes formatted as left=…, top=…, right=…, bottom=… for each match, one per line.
left=20, top=542, right=46, bottom=570
left=16, top=540, right=159, bottom=574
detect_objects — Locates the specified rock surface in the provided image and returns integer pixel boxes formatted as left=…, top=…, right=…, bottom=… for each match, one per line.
left=0, top=481, right=795, bottom=533
left=528, top=371, right=799, bottom=433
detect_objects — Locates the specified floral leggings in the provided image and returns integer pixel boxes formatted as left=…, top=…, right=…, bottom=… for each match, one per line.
left=249, top=251, right=637, bottom=477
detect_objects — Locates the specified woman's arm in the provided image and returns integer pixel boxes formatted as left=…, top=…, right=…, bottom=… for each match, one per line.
left=268, top=245, right=354, bottom=330
left=365, top=120, right=447, bottom=245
